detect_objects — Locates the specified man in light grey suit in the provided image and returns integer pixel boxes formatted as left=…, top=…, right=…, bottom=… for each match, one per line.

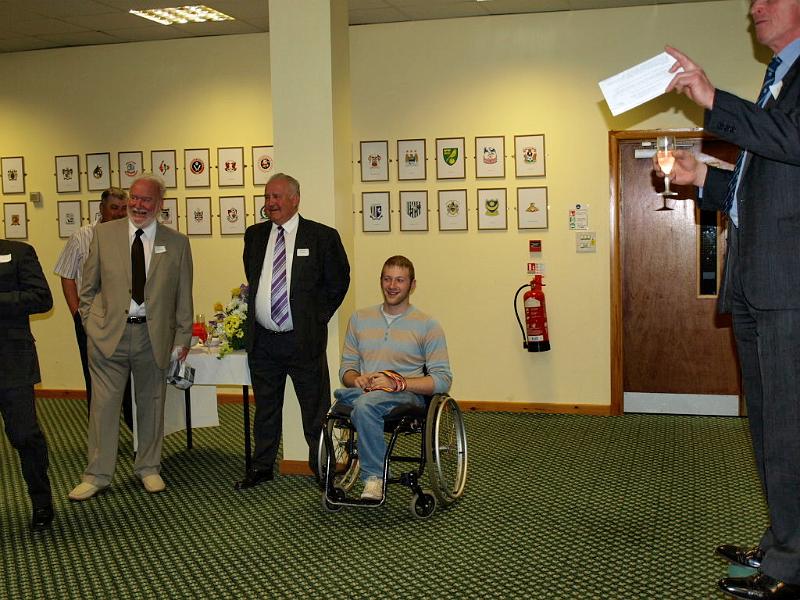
left=656, top=3, right=800, bottom=597
left=69, top=174, right=193, bottom=501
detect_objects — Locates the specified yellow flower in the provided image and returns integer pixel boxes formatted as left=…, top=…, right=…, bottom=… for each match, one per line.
left=231, top=287, right=242, bottom=298
left=213, top=302, right=224, bottom=312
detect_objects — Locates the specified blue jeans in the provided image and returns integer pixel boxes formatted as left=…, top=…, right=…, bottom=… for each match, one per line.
left=333, top=388, right=424, bottom=480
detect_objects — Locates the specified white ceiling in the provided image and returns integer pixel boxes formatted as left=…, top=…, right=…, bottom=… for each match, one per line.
left=0, top=0, right=707, bottom=54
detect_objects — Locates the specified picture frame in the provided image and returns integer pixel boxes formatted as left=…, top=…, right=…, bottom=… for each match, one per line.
left=1, top=157, right=25, bottom=194
left=477, top=188, right=508, bottom=230
left=362, top=191, right=390, bottom=232
left=55, top=155, right=80, bottom=193
left=514, top=134, right=546, bottom=177
left=399, top=190, right=428, bottom=231
left=438, top=189, right=468, bottom=231
left=253, top=195, right=268, bottom=223
left=88, top=200, right=101, bottom=223
left=159, top=198, right=179, bottom=230
left=360, top=140, right=389, bottom=182
left=219, top=195, right=247, bottom=234
left=151, top=150, right=177, bottom=189
left=217, top=147, right=245, bottom=187
left=475, top=135, right=505, bottom=178
left=517, top=187, right=549, bottom=229
left=57, top=200, right=82, bottom=238
left=184, top=148, right=211, bottom=188
left=118, top=151, right=144, bottom=188
left=186, top=196, right=212, bottom=235
left=3, top=202, right=27, bottom=239
left=252, top=146, right=275, bottom=186
left=397, top=139, right=426, bottom=181
left=436, top=137, right=465, bottom=179
left=86, top=153, right=111, bottom=191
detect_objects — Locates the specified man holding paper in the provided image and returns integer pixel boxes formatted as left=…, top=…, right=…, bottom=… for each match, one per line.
left=656, top=1, right=800, bottom=597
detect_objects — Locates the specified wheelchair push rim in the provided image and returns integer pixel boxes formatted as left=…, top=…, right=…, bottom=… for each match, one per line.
left=317, top=417, right=360, bottom=492
left=425, top=394, right=468, bottom=505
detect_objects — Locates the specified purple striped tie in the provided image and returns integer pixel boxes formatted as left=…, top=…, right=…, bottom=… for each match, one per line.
left=270, top=226, right=289, bottom=327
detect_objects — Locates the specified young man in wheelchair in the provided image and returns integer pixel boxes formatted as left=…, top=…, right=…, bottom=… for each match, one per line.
left=334, top=255, right=452, bottom=501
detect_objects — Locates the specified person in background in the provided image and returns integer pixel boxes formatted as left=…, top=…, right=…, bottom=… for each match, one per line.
left=54, top=187, right=133, bottom=429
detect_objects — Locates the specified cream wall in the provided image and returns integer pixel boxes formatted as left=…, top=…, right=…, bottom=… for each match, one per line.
left=1, top=0, right=760, bottom=406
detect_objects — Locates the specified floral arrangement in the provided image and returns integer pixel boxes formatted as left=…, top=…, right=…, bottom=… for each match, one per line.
left=210, top=284, right=248, bottom=359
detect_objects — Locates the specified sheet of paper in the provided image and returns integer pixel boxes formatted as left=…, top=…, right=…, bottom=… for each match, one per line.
left=598, top=52, right=681, bottom=116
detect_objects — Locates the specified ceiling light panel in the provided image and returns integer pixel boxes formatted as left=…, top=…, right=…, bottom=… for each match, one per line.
left=129, top=5, right=234, bottom=25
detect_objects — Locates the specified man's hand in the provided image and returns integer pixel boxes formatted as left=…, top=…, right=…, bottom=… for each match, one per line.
left=176, top=346, right=190, bottom=362
left=664, top=45, right=716, bottom=110
left=651, top=149, right=707, bottom=187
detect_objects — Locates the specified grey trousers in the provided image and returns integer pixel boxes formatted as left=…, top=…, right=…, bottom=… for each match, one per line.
left=83, top=322, right=166, bottom=487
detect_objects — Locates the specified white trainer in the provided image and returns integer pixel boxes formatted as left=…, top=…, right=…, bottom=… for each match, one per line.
left=142, top=474, right=166, bottom=493
left=360, top=476, right=383, bottom=500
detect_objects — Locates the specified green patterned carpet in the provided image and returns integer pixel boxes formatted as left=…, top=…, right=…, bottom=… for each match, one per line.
left=1, top=399, right=765, bottom=599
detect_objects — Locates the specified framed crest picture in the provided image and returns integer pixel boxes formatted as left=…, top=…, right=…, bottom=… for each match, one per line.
left=514, top=134, right=546, bottom=177
left=88, top=200, right=101, bottom=223
left=360, top=140, right=389, bottom=182
left=253, top=195, right=268, bottom=223
left=397, top=139, right=426, bottom=181
left=86, top=153, right=111, bottom=191
left=399, top=190, right=428, bottom=231
left=184, top=148, right=211, bottom=188
left=58, top=200, right=82, bottom=238
left=252, top=146, right=275, bottom=186
left=362, top=191, right=390, bottom=232
left=159, top=198, right=179, bottom=230
left=475, top=136, right=505, bottom=178
left=1, top=157, right=25, bottom=194
left=477, top=188, right=508, bottom=230
left=436, top=137, right=465, bottom=179
left=55, top=155, right=80, bottom=193
left=219, top=196, right=247, bottom=235
left=151, top=150, right=177, bottom=189
left=118, top=151, right=143, bottom=188
left=217, top=147, right=245, bottom=187
left=517, top=187, right=549, bottom=229
left=438, top=189, right=468, bottom=231
left=186, top=197, right=212, bottom=235
left=3, top=202, right=27, bottom=239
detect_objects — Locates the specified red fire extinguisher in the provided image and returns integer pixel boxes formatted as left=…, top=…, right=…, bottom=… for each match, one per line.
left=514, top=275, right=551, bottom=352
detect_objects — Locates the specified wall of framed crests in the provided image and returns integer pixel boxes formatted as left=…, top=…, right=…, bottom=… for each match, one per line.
left=0, top=1, right=761, bottom=405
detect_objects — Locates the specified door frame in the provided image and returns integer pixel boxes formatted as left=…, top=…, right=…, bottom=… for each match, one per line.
left=609, top=128, right=712, bottom=415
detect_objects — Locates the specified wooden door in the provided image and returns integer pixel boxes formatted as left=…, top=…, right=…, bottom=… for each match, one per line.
left=611, top=132, right=741, bottom=415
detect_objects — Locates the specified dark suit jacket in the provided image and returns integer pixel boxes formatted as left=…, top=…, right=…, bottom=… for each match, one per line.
left=243, top=215, right=350, bottom=356
left=0, top=240, right=53, bottom=387
left=701, top=56, right=800, bottom=311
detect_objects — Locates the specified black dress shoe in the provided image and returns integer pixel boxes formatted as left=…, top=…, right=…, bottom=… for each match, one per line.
left=31, top=505, right=54, bottom=531
left=235, top=468, right=274, bottom=490
left=719, top=573, right=800, bottom=599
left=717, top=544, right=765, bottom=569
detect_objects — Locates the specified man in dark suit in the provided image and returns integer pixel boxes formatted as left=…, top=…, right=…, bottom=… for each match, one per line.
left=0, top=239, right=54, bottom=530
left=240, top=172, right=350, bottom=487
left=657, top=4, right=800, bottom=597
left=68, top=174, right=193, bottom=501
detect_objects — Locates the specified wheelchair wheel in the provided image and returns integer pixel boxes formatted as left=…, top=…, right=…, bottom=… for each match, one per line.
left=409, top=491, right=437, bottom=519
left=317, top=418, right=360, bottom=492
left=425, top=394, right=468, bottom=505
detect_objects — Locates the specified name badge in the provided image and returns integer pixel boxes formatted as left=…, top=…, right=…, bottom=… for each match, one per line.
left=296, top=248, right=309, bottom=257
left=0, top=254, right=11, bottom=263
left=155, top=245, right=167, bottom=254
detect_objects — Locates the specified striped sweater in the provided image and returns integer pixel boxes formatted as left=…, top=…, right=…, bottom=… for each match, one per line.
left=339, top=304, right=452, bottom=394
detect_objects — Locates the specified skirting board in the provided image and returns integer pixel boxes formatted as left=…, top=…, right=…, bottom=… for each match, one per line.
left=623, top=392, right=740, bottom=416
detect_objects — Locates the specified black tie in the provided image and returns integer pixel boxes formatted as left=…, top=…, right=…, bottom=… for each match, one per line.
left=132, top=229, right=145, bottom=304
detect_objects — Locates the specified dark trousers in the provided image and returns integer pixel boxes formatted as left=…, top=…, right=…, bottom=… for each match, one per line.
left=0, top=385, right=51, bottom=508
left=248, top=325, right=331, bottom=472
left=74, top=312, right=133, bottom=430
left=728, top=234, right=800, bottom=583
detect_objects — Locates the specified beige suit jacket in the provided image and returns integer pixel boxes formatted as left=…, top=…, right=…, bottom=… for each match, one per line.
left=79, top=218, right=193, bottom=370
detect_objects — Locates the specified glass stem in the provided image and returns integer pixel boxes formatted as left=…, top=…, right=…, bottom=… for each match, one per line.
left=664, top=175, right=671, bottom=195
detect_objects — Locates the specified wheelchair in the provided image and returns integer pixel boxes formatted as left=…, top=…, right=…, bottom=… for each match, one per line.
left=317, top=392, right=468, bottom=518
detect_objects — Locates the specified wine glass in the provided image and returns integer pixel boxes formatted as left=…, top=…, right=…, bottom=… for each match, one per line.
left=655, top=135, right=677, bottom=210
